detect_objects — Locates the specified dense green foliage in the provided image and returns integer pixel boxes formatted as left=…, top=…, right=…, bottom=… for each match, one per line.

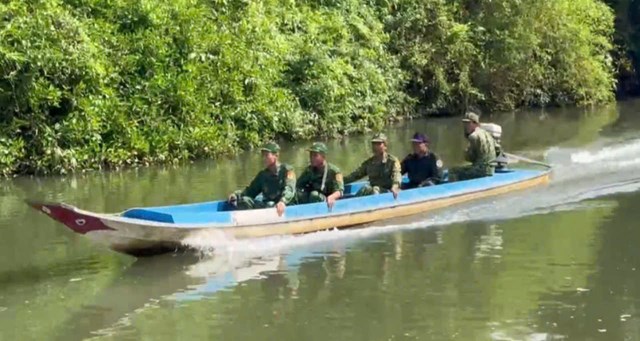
left=605, top=0, right=640, bottom=96
left=0, top=0, right=617, bottom=175
left=383, top=0, right=615, bottom=112
left=0, top=0, right=408, bottom=175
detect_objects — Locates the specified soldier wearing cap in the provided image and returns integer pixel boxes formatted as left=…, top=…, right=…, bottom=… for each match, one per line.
left=228, top=142, right=296, bottom=216
left=344, top=133, right=402, bottom=198
left=449, top=112, right=497, bottom=181
left=400, top=132, right=444, bottom=189
left=296, top=142, right=344, bottom=208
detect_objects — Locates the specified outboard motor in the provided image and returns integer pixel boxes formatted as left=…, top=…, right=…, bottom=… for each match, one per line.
left=480, top=123, right=508, bottom=170
left=480, top=123, right=501, bottom=141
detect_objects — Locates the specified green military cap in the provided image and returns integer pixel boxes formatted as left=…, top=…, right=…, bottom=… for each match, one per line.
left=307, top=142, right=328, bottom=154
left=371, top=133, right=388, bottom=143
left=260, top=141, right=280, bottom=153
left=462, top=112, right=480, bottom=124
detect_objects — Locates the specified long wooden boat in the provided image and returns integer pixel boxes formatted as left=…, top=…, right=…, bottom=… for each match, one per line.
left=27, top=168, right=551, bottom=257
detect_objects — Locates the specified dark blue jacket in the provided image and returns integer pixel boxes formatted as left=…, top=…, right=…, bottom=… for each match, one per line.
left=400, top=152, right=443, bottom=188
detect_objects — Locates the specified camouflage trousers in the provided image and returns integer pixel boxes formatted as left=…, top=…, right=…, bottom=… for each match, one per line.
left=236, top=196, right=277, bottom=210
left=355, top=185, right=390, bottom=197
left=297, top=190, right=326, bottom=204
left=448, top=164, right=494, bottom=181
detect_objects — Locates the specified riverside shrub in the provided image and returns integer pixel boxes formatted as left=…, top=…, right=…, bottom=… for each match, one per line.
left=0, top=0, right=618, bottom=175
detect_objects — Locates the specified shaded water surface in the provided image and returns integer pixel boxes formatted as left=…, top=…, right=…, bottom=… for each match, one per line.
left=2, top=100, right=640, bottom=340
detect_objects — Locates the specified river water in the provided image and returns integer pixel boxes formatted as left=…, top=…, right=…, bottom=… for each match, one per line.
left=2, top=100, right=640, bottom=340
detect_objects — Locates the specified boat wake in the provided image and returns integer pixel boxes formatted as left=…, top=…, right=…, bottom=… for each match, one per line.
left=415, top=137, right=640, bottom=225
left=182, top=137, right=640, bottom=259
left=546, top=137, right=640, bottom=181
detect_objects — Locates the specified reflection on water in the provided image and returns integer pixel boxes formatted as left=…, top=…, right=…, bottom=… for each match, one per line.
left=2, top=100, right=640, bottom=340
left=64, top=199, right=622, bottom=341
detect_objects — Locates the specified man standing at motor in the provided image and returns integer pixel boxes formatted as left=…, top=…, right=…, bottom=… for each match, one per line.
left=449, top=112, right=497, bottom=181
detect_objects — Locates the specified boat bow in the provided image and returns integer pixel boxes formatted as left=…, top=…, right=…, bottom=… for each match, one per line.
left=27, top=200, right=115, bottom=235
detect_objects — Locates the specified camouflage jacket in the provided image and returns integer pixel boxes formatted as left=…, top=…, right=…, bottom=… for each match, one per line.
left=344, top=153, right=402, bottom=190
left=239, top=163, right=296, bottom=204
left=296, top=162, right=344, bottom=196
left=465, top=128, right=497, bottom=166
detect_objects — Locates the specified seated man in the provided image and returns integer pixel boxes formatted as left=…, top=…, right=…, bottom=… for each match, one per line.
left=449, top=112, right=497, bottom=181
left=228, top=142, right=296, bottom=216
left=344, top=133, right=401, bottom=198
left=401, top=132, right=444, bottom=189
left=296, top=142, right=344, bottom=209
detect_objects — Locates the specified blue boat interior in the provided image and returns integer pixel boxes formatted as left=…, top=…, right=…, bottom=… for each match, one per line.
left=121, top=168, right=546, bottom=226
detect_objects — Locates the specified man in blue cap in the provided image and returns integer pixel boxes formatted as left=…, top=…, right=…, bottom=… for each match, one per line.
left=400, top=132, right=444, bottom=189
left=227, top=142, right=296, bottom=216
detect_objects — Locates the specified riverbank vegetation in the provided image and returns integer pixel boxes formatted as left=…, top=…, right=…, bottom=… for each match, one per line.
left=605, top=0, right=640, bottom=97
left=0, top=0, right=621, bottom=175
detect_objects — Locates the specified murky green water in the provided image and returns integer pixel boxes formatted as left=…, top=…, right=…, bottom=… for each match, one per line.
left=2, top=100, right=640, bottom=340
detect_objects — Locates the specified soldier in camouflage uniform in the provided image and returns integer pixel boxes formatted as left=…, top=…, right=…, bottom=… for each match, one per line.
left=296, top=142, right=344, bottom=209
left=344, top=133, right=402, bottom=198
left=449, top=112, right=497, bottom=181
left=228, top=142, right=296, bottom=216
